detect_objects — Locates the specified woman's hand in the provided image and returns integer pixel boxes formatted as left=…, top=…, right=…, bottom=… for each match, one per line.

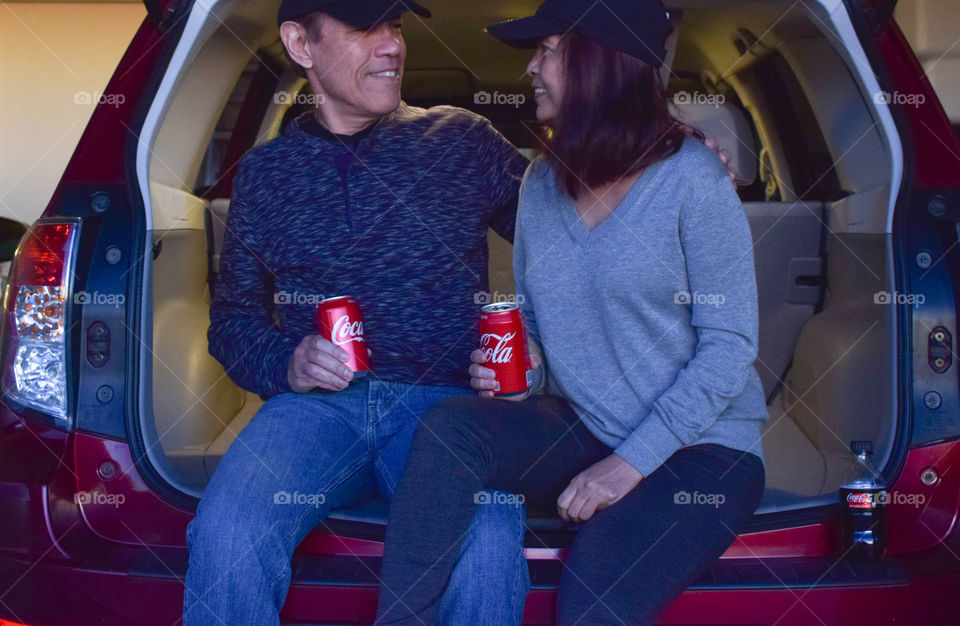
left=557, top=454, right=643, bottom=522
left=469, top=338, right=543, bottom=401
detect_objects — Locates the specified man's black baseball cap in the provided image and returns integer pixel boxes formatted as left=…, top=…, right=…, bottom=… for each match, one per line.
left=278, top=0, right=430, bottom=29
left=486, top=0, right=672, bottom=67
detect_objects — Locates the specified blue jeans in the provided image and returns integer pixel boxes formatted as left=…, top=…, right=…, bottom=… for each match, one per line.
left=183, top=380, right=529, bottom=625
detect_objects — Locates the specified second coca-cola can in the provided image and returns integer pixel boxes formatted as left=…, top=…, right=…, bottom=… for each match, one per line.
left=478, top=302, right=531, bottom=396
left=317, top=295, right=369, bottom=378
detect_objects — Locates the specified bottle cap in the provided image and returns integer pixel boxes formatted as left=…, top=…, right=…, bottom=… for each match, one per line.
left=850, top=440, right=873, bottom=455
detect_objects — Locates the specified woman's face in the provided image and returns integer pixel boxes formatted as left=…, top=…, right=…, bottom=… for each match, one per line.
left=526, top=35, right=564, bottom=124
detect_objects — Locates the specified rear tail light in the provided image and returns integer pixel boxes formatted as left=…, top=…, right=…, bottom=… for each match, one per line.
left=1, top=220, right=80, bottom=427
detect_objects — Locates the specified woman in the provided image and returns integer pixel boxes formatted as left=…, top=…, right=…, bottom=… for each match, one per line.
left=376, top=0, right=767, bottom=623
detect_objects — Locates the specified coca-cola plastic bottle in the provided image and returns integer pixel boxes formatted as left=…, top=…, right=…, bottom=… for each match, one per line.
left=838, top=440, right=887, bottom=559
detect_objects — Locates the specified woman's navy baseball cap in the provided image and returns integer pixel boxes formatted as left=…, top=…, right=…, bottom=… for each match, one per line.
left=486, top=0, right=672, bottom=67
left=278, top=0, right=430, bottom=28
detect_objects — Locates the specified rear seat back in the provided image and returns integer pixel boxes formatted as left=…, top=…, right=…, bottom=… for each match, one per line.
left=743, top=201, right=824, bottom=399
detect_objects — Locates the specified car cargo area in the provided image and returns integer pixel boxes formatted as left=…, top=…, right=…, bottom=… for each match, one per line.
left=138, top=0, right=901, bottom=526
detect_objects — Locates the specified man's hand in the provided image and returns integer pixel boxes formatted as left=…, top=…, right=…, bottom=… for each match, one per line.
left=557, top=454, right=643, bottom=522
left=287, top=335, right=355, bottom=392
left=705, top=137, right=737, bottom=186
left=469, top=338, right=543, bottom=401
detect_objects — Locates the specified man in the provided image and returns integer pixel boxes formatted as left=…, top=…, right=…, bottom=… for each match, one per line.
left=182, top=1, right=532, bottom=624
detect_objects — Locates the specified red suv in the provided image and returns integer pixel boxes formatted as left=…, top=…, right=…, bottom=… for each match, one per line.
left=2, top=0, right=960, bottom=624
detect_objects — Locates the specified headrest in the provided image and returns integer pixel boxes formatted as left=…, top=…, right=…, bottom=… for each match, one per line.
left=671, top=100, right=758, bottom=186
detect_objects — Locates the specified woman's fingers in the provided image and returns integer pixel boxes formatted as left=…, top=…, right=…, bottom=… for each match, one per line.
left=470, top=378, right=498, bottom=392
left=469, top=362, right=499, bottom=396
left=566, top=487, right=597, bottom=522
left=558, top=476, right=615, bottom=522
left=576, top=497, right=601, bottom=522
left=468, top=363, right=496, bottom=379
left=566, top=495, right=586, bottom=522
left=557, top=482, right=578, bottom=520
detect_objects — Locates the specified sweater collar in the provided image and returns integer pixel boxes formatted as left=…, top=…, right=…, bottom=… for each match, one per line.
left=299, top=112, right=377, bottom=145
left=287, top=104, right=408, bottom=152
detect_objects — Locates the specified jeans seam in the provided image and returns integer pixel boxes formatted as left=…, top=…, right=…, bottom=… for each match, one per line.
left=285, top=454, right=371, bottom=546
left=375, top=456, right=398, bottom=496
left=365, top=383, right=379, bottom=453
left=266, top=559, right=289, bottom=598
left=514, top=514, right=532, bottom=621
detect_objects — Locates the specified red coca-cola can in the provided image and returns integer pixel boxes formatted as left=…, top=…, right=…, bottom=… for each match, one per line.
left=478, top=302, right=531, bottom=396
left=317, top=295, right=369, bottom=378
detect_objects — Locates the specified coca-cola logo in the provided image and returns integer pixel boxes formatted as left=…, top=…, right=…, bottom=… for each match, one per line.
left=480, top=332, right=514, bottom=364
left=331, top=315, right=364, bottom=346
left=846, top=492, right=874, bottom=509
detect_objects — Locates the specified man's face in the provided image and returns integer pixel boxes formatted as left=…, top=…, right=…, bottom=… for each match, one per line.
left=307, top=15, right=406, bottom=124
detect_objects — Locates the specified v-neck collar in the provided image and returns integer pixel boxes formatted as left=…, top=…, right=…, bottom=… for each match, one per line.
left=559, top=164, right=657, bottom=246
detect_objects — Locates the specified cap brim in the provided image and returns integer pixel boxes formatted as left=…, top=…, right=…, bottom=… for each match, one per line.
left=315, top=0, right=431, bottom=29
left=485, top=16, right=564, bottom=49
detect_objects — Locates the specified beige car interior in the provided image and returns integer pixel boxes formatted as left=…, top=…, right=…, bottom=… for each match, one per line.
left=143, top=0, right=897, bottom=519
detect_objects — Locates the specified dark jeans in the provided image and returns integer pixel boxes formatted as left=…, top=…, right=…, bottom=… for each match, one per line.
left=376, top=394, right=765, bottom=625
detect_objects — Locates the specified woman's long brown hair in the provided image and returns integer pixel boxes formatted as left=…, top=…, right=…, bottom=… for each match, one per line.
left=543, top=32, right=702, bottom=200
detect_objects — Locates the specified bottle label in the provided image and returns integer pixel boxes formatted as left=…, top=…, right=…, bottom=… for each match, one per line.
left=846, top=492, right=875, bottom=509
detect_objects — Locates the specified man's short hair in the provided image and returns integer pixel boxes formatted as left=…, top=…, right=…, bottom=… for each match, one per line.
left=281, top=11, right=325, bottom=79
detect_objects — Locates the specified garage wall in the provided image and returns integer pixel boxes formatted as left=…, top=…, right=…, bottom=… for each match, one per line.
left=0, top=2, right=145, bottom=226
left=895, top=0, right=960, bottom=124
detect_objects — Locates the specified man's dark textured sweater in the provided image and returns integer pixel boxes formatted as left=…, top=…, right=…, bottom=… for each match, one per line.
left=209, top=104, right=528, bottom=398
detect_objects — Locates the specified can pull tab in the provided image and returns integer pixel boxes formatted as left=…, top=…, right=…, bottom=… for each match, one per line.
left=928, top=326, right=952, bottom=373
